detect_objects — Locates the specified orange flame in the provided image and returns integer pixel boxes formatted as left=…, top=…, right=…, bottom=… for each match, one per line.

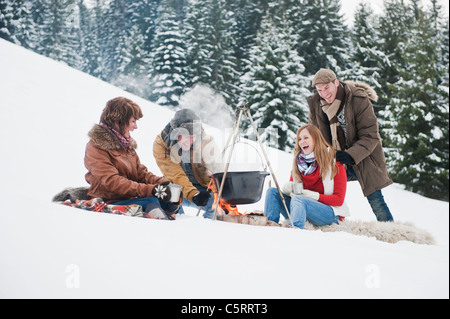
left=208, top=178, right=245, bottom=216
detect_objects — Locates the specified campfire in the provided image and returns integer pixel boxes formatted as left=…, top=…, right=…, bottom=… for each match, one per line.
left=208, top=178, right=243, bottom=215
left=208, top=178, right=264, bottom=217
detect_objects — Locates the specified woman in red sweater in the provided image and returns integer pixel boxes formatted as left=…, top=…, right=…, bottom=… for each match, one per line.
left=264, top=124, right=349, bottom=228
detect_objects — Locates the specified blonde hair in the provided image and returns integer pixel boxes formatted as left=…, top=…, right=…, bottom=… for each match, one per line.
left=292, top=124, right=338, bottom=182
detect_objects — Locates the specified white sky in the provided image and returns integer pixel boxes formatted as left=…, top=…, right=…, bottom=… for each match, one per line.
left=340, top=0, right=449, bottom=25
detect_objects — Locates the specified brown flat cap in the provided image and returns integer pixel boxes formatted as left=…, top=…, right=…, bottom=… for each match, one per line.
left=312, top=68, right=337, bottom=87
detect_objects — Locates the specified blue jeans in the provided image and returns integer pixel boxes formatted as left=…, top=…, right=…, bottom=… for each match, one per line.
left=264, top=188, right=338, bottom=229
left=178, top=186, right=215, bottom=219
left=113, top=197, right=178, bottom=214
left=346, top=166, right=394, bottom=222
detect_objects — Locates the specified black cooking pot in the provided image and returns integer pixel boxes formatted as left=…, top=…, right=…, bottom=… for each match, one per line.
left=212, top=171, right=270, bottom=205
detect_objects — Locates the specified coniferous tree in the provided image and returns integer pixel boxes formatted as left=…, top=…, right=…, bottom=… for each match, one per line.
left=184, top=0, right=213, bottom=87
left=150, top=2, right=187, bottom=107
left=184, top=0, right=239, bottom=107
left=38, top=0, right=80, bottom=64
left=376, top=0, right=415, bottom=158
left=376, top=0, right=414, bottom=107
left=0, top=0, right=22, bottom=43
left=101, top=0, right=129, bottom=82
left=114, top=24, right=151, bottom=98
left=386, top=3, right=449, bottom=201
left=88, top=0, right=110, bottom=80
left=344, top=2, right=383, bottom=91
left=341, top=1, right=387, bottom=132
left=206, top=0, right=239, bottom=106
left=0, top=0, right=36, bottom=49
left=75, top=0, right=102, bottom=77
left=128, top=0, right=161, bottom=53
left=64, top=0, right=85, bottom=70
left=36, top=0, right=63, bottom=60
left=0, top=0, right=13, bottom=42
left=224, top=0, right=269, bottom=74
left=242, top=14, right=309, bottom=151
left=295, top=0, right=350, bottom=75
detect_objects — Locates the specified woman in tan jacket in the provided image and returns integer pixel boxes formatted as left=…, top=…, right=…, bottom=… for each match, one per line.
left=84, top=97, right=180, bottom=219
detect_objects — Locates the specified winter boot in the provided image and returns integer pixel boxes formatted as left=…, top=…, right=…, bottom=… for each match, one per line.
left=145, top=202, right=169, bottom=220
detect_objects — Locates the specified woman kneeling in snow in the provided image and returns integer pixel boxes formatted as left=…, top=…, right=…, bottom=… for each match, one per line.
left=264, top=124, right=349, bottom=228
left=84, top=97, right=181, bottom=219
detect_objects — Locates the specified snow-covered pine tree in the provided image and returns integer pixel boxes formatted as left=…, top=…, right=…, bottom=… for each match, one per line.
left=224, top=0, right=268, bottom=75
left=344, top=2, right=383, bottom=94
left=100, top=0, right=129, bottom=82
left=386, top=2, right=449, bottom=201
left=184, top=0, right=213, bottom=87
left=38, top=0, right=79, bottom=63
left=241, top=14, right=309, bottom=151
left=113, top=24, right=151, bottom=98
left=294, top=0, right=350, bottom=76
left=184, top=0, right=239, bottom=107
left=87, top=0, right=111, bottom=81
left=75, top=0, right=102, bottom=78
left=375, top=0, right=414, bottom=110
left=0, top=0, right=36, bottom=49
left=341, top=2, right=387, bottom=134
left=128, top=0, right=161, bottom=54
left=0, top=0, right=13, bottom=42
left=375, top=0, right=415, bottom=163
left=64, top=0, right=85, bottom=70
left=204, top=0, right=239, bottom=106
left=149, top=2, right=187, bottom=107
left=0, top=0, right=22, bottom=44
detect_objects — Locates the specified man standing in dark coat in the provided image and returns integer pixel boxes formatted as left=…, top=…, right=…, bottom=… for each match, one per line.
left=307, top=68, right=394, bottom=222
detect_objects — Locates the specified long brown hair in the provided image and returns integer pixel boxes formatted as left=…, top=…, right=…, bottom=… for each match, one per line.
left=100, top=97, right=143, bottom=135
left=292, top=124, right=337, bottom=182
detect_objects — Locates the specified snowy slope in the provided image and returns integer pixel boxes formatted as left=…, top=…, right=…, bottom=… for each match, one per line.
left=0, top=39, right=448, bottom=299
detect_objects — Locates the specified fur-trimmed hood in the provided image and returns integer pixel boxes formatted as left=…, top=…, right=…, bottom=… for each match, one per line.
left=343, top=81, right=378, bottom=102
left=88, top=124, right=137, bottom=151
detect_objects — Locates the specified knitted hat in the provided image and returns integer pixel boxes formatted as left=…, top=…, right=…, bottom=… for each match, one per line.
left=311, top=68, right=337, bottom=87
left=170, top=109, right=200, bottom=129
left=162, top=109, right=204, bottom=147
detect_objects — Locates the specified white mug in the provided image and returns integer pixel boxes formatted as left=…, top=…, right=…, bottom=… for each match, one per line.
left=168, top=184, right=182, bottom=202
left=293, top=182, right=303, bottom=195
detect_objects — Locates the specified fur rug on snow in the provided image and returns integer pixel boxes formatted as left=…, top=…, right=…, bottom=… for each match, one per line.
left=303, top=219, right=436, bottom=245
left=52, top=186, right=90, bottom=203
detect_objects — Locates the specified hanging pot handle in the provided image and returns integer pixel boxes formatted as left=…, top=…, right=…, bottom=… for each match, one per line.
left=221, top=141, right=267, bottom=171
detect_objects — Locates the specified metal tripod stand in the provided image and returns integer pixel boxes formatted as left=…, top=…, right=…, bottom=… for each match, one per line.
left=212, top=103, right=294, bottom=226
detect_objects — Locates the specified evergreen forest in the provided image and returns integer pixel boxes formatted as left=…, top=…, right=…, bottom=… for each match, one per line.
left=1, top=0, right=448, bottom=201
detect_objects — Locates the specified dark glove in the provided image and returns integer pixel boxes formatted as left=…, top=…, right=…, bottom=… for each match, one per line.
left=336, top=150, right=355, bottom=165
left=192, top=191, right=211, bottom=206
left=152, top=181, right=172, bottom=202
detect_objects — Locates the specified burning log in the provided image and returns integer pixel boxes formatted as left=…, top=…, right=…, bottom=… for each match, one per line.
left=208, top=178, right=242, bottom=215
left=217, top=214, right=268, bottom=226
left=208, top=178, right=267, bottom=226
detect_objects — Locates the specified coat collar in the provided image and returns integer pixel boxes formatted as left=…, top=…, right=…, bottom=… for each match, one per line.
left=88, top=124, right=137, bottom=151
left=308, top=81, right=378, bottom=104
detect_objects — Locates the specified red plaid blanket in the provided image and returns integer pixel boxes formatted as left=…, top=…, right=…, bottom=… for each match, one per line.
left=60, top=198, right=150, bottom=218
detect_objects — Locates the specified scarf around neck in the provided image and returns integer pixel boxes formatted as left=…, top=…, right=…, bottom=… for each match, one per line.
left=101, top=123, right=132, bottom=149
left=297, top=151, right=318, bottom=176
left=321, top=84, right=346, bottom=150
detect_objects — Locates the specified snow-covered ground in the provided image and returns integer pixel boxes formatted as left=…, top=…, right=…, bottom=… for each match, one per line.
left=0, top=39, right=448, bottom=299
